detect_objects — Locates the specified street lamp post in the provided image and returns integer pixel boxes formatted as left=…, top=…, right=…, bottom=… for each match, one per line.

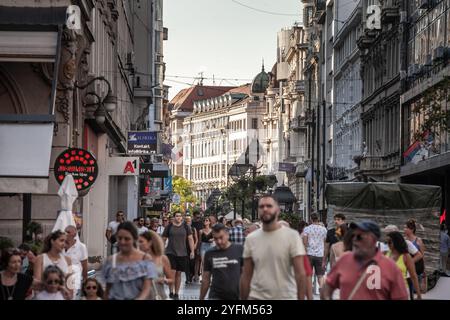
left=75, top=76, right=117, bottom=124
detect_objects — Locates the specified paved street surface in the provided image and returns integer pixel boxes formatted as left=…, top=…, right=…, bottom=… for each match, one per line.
left=93, top=263, right=449, bottom=300
left=422, top=276, right=450, bottom=300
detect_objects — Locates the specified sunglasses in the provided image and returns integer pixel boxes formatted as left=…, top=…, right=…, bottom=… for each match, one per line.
left=258, top=204, right=273, bottom=209
left=47, top=279, right=61, bottom=285
left=352, top=233, right=366, bottom=241
left=163, top=219, right=168, bottom=222
left=86, top=286, right=97, bottom=290
left=386, top=239, right=393, bottom=244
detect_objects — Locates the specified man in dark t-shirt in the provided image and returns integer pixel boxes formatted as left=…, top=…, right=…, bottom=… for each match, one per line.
left=162, top=212, right=194, bottom=299
left=200, top=223, right=243, bottom=300
left=192, top=211, right=204, bottom=282
left=322, top=213, right=346, bottom=270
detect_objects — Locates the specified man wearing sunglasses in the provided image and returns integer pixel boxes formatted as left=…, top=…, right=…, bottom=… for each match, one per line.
left=240, top=195, right=307, bottom=300
left=321, top=221, right=408, bottom=300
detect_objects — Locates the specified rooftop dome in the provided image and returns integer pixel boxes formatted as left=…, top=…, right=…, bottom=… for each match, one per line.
left=251, top=61, right=270, bottom=94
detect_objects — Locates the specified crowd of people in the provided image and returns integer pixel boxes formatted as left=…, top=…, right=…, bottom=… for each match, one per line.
left=1, top=195, right=449, bottom=300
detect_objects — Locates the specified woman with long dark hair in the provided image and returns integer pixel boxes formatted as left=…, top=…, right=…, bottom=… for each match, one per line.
left=386, top=231, right=422, bottom=300
left=34, top=230, right=73, bottom=299
left=102, top=221, right=157, bottom=300
left=330, top=224, right=348, bottom=268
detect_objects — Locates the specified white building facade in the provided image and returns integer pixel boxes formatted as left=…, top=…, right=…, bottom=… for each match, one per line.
left=332, top=2, right=363, bottom=180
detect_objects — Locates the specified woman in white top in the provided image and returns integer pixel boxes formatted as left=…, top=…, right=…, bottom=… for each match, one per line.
left=34, top=265, right=70, bottom=300
left=34, top=230, right=73, bottom=299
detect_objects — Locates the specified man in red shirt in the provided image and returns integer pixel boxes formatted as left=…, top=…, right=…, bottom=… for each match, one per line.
left=321, top=221, right=408, bottom=300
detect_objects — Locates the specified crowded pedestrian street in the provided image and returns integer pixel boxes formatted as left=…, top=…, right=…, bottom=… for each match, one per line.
left=1, top=0, right=450, bottom=310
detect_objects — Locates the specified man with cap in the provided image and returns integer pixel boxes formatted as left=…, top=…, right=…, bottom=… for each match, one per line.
left=321, top=220, right=408, bottom=300
left=229, top=218, right=245, bottom=245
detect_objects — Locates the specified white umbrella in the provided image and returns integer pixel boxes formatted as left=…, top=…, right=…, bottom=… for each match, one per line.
left=53, top=175, right=77, bottom=233
left=225, top=211, right=242, bottom=220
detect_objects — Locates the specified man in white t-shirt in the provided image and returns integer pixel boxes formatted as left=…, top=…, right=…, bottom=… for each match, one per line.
left=136, top=217, right=149, bottom=235
left=302, top=213, right=328, bottom=291
left=106, top=210, right=126, bottom=254
left=240, top=195, right=307, bottom=300
left=64, top=225, right=88, bottom=299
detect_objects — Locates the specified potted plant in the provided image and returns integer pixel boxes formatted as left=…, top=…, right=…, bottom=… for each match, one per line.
left=0, top=236, right=14, bottom=252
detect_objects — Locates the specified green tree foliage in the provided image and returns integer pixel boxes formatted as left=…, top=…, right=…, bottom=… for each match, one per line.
left=170, top=176, right=197, bottom=214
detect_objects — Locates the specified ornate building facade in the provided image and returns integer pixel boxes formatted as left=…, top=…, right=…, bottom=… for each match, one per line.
left=0, top=0, right=166, bottom=257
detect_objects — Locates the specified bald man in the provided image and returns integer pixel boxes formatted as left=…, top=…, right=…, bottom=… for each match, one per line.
left=64, top=225, right=88, bottom=299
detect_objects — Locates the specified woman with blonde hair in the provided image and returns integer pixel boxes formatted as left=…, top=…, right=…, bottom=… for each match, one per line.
left=138, top=230, right=173, bottom=299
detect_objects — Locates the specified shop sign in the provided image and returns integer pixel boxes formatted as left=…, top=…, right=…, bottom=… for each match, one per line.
left=54, top=148, right=98, bottom=191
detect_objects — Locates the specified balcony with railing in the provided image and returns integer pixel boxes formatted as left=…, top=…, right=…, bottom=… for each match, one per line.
left=289, top=80, right=306, bottom=94
left=359, top=154, right=401, bottom=172
left=290, top=116, right=308, bottom=132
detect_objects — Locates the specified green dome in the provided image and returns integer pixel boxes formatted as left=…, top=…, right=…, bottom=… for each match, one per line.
left=251, top=64, right=270, bottom=94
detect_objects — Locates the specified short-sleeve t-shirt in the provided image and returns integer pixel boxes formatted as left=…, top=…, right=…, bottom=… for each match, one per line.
left=326, top=250, right=409, bottom=300
left=162, top=223, right=192, bottom=257
left=137, top=226, right=149, bottom=235
left=203, top=244, right=243, bottom=300
left=0, top=273, right=33, bottom=300
left=243, top=226, right=306, bottom=300
left=64, top=240, right=88, bottom=267
left=303, top=224, right=328, bottom=257
left=326, top=228, right=339, bottom=246
left=108, top=221, right=120, bottom=234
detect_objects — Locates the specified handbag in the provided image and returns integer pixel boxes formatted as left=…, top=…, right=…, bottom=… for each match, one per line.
left=152, top=280, right=163, bottom=300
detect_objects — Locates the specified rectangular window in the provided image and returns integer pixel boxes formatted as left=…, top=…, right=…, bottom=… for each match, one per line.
left=252, top=118, right=258, bottom=129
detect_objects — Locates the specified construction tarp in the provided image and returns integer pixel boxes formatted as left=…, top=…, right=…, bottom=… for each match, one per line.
left=325, top=182, right=442, bottom=275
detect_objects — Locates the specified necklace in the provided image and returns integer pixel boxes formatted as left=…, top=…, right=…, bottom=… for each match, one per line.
left=1, top=272, right=17, bottom=300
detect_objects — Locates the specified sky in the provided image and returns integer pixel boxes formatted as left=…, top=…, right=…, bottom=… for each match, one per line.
left=163, top=0, right=301, bottom=100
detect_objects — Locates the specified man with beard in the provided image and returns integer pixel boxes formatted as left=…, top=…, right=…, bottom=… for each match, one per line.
left=321, top=221, right=408, bottom=300
left=240, top=195, right=307, bottom=300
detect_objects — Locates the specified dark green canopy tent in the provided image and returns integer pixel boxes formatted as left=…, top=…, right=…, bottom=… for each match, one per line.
left=325, top=182, right=442, bottom=275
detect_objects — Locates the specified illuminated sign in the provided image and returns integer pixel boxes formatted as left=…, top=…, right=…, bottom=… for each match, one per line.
left=54, top=148, right=98, bottom=191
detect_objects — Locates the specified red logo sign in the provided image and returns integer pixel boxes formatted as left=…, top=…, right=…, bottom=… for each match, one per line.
left=54, top=148, right=98, bottom=191
left=123, top=161, right=135, bottom=174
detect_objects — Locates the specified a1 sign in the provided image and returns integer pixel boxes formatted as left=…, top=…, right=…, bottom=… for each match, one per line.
left=107, top=157, right=140, bottom=176
left=123, top=159, right=138, bottom=174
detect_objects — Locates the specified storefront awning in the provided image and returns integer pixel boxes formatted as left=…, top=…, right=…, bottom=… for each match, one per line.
left=0, top=6, right=66, bottom=62
left=0, top=122, right=54, bottom=193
